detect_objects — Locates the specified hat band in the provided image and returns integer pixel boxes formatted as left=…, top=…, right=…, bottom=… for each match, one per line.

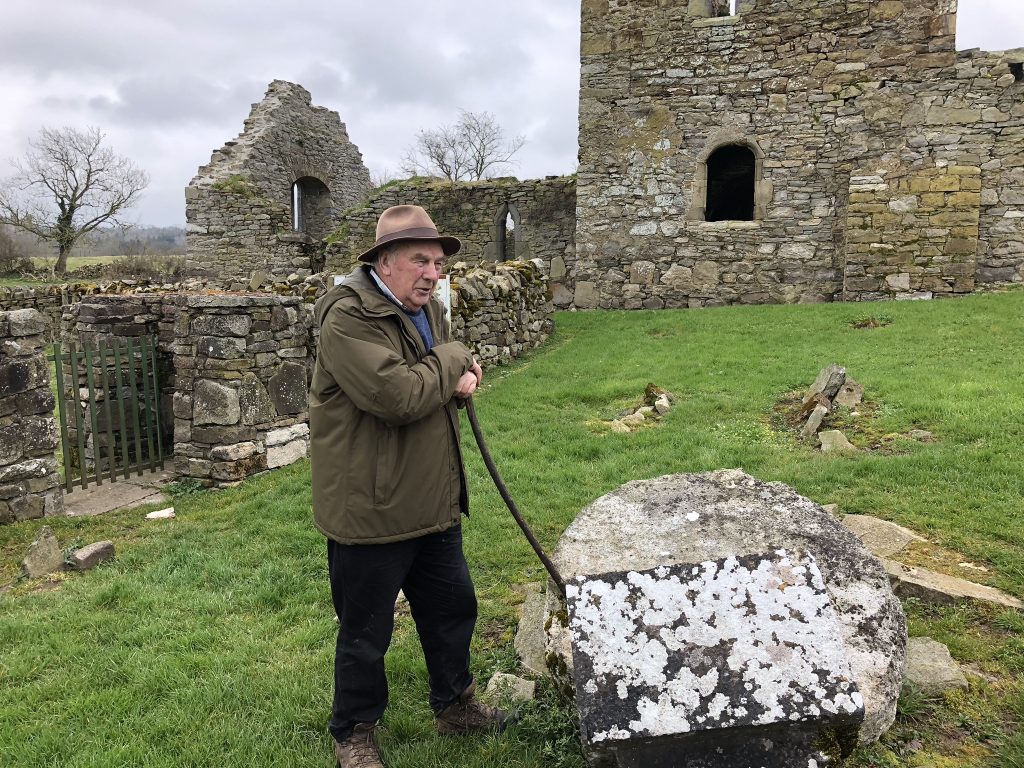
left=375, top=226, right=442, bottom=248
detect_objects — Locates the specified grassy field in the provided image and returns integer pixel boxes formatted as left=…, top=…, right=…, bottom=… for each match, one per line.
left=1, top=293, right=1023, bottom=767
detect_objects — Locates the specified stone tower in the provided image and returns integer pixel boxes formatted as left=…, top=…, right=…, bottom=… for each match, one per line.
left=574, top=0, right=1024, bottom=308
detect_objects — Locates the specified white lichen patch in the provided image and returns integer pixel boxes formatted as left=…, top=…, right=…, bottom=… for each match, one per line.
left=569, top=550, right=863, bottom=745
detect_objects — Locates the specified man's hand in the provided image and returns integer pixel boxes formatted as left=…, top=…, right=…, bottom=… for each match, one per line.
left=454, top=360, right=483, bottom=399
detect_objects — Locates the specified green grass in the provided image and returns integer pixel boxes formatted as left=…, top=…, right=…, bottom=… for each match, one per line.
left=2, top=292, right=1023, bottom=766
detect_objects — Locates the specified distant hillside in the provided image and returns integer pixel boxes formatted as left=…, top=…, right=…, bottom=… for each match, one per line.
left=8, top=225, right=185, bottom=257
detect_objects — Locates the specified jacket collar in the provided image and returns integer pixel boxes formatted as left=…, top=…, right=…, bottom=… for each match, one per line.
left=316, top=266, right=443, bottom=351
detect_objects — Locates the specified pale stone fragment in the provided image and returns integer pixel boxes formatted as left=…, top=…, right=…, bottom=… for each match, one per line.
left=267, top=438, right=307, bottom=468
left=881, top=559, right=1024, bottom=609
left=819, top=430, right=858, bottom=453
left=842, top=515, right=926, bottom=558
left=514, top=584, right=549, bottom=677
left=484, top=672, right=536, bottom=704
left=904, top=637, right=968, bottom=696
left=22, top=525, right=63, bottom=578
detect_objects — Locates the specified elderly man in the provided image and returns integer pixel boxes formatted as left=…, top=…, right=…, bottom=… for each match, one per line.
left=309, top=205, right=507, bottom=768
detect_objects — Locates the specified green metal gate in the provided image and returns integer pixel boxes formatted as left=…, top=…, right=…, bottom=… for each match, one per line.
left=49, top=335, right=165, bottom=492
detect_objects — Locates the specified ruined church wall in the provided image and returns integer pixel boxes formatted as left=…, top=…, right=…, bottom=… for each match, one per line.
left=324, top=177, right=576, bottom=305
left=831, top=26, right=1024, bottom=299
left=186, top=81, right=372, bottom=281
left=577, top=0, right=1024, bottom=308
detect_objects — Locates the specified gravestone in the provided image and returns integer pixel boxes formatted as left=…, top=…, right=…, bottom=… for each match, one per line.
left=568, top=550, right=864, bottom=767
left=546, top=469, right=905, bottom=764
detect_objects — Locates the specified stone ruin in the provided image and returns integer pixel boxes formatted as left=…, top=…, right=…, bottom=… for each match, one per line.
left=573, top=0, right=1024, bottom=308
left=185, top=80, right=372, bottom=281
left=326, top=176, right=577, bottom=306
left=543, top=470, right=906, bottom=766
left=184, top=0, right=1024, bottom=311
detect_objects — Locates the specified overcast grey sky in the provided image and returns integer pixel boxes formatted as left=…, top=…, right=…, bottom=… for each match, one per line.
left=0, top=1, right=1020, bottom=226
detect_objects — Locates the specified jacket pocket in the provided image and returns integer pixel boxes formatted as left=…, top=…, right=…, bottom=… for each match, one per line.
left=374, top=426, right=396, bottom=507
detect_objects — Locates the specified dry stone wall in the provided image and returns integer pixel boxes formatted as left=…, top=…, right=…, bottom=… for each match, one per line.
left=0, top=310, right=62, bottom=524
left=576, top=0, right=1024, bottom=308
left=186, top=80, right=372, bottom=281
left=170, top=295, right=315, bottom=487
left=449, top=259, right=553, bottom=367
left=326, top=176, right=577, bottom=306
left=37, top=256, right=549, bottom=488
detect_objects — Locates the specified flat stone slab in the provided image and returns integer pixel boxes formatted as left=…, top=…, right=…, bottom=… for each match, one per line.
left=514, top=584, right=549, bottom=677
left=549, top=470, right=905, bottom=745
left=64, top=468, right=172, bottom=517
left=819, top=430, right=857, bottom=453
left=904, top=637, right=968, bottom=697
left=842, top=515, right=926, bottom=558
left=881, top=558, right=1023, bottom=609
left=568, top=550, right=863, bottom=767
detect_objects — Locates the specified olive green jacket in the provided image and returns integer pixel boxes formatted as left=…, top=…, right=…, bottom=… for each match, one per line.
left=309, top=266, right=475, bottom=544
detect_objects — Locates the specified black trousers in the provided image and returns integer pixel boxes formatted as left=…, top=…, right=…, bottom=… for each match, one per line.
left=327, top=525, right=477, bottom=742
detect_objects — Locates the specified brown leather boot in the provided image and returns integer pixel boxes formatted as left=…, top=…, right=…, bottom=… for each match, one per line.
left=435, top=680, right=513, bottom=735
left=333, top=722, right=385, bottom=768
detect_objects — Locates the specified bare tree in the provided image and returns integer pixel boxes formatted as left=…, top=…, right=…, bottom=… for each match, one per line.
left=401, top=111, right=526, bottom=182
left=0, top=126, right=149, bottom=276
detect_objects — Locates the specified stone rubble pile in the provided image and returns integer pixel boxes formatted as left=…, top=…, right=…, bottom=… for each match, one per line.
left=606, top=384, right=675, bottom=433
left=799, top=363, right=860, bottom=451
left=798, top=364, right=938, bottom=453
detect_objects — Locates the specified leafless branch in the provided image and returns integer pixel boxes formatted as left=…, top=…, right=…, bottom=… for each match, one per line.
left=400, top=111, right=526, bottom=182
left=0, top=126, right=149, bottom=275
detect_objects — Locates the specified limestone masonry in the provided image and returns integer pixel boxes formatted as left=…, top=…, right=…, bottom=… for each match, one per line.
left=326, top=176, right=576, bottom=306
left=574, top=0, right=1024, bottom=308
left=186, top=80, right=372, bottom=281
left=0, top=310, right=62, bottom=522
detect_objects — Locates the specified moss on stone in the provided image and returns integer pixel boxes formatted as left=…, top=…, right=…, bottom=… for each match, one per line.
left=211, top=175, right=258, bottom=198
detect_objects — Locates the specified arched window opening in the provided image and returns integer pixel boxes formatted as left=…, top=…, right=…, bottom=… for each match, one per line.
left=291, top=176, right=331, bottom=239
left=504, top=211, right=516, bottom=261
left=489, top=203, right=522, bottom=262
left=705, top=145, right=756, bottom=222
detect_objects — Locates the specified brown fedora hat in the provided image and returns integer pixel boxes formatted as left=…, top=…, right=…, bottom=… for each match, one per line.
left=357, top=205, right=462, bottom=263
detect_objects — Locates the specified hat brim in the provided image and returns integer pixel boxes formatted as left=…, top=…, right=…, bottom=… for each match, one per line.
left=357, top=234, right=462, bottom=263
